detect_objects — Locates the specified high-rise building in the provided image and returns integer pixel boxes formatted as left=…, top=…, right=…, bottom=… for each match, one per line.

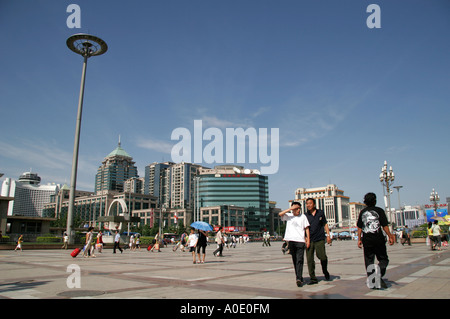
left=1, top=172, right=59, bottom=217
left=144, top=162, right=173, bottom=204
left=197, top=165, right=269, bottom=232
left=124, top=177, right=145, bottom=194
left=144, top=161, right=206, bottom=210
left=95, top=140, right=138, bottom=194
left=170, top=162, right=205, bottom=210
left=293, top=184, right=350, bottom=227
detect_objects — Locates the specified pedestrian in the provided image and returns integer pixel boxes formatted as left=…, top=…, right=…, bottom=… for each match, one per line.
left=136, top=234, right=141, bottom=250
left=15, top=234, right=24, bottom=252
left=213, top=226, right=225, bottom=257
left=96, top=231, right=103, bottom=253
left=151, top=233, right=161, bottom=252
left=224, top=232, right=229, bottom=249
left=427, top=222, right=435, bottom=250
left=196, top=229, right=208, bottom=263
left=231, top=235, right=237, bottom=248
left=401, top=225, right=411, bottom=246
left=62, top=232, right=69, bottom=250
left=305, top=198, right=331, bottom=285
left=83, top=227, right=95, bottom=258
left=357, top=192, right=394, bottom=289
left=180, top=231, right=187, bottom=252
left=129, top=234, right=135, bottom=251
left=279, top=202, right=310, bottom=287
left=188, top=228, right=198, bottom=264
left=174, top=232, right=187, bottom=252
left=432, top=220, right=442, bottom=251
left=262, top=232, right=267, bottom=247
left=113, top=230, right=123, bottom=254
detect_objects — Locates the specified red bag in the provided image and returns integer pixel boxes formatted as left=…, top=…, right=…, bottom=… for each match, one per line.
left=147, top=244, right=152, bottom=251
left=71, top=248, right=81, bottom=258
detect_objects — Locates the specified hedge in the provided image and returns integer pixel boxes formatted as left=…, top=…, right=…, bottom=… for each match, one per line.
left=36, top=237, right=62, bottom=243
left=139, top=236, right=155, bottom=245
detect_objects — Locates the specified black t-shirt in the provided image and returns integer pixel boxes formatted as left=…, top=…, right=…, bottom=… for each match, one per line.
left=305, top=209, right=327, bottom=242
left=357, top=206, right=388, bottom=246
left=198, top=231, right=207, bottom=246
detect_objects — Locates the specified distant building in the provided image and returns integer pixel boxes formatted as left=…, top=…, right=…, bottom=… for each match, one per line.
left=293, top=184, right=350, bottom=226
left=144, top=161, right=207, bottom=210
left=349, top=202, right=366, bottom=227
left=395, top=206, right=426, bottom=228
left=124, top=177, right=145, bottom=194
left=43, top=188, right=157, bottom=229
left=199, top=205, right=246, bottom=230
left=269, top=201, right=282, bottom=235
left=144, top=161, right=173, bottom=200
left=170, top=162, right=205, bottom=210
left=95, top=140, right=138, bottom=194
left=1, top=172, right=59, bottom=217
left=197, top=165, right=269, bottom=232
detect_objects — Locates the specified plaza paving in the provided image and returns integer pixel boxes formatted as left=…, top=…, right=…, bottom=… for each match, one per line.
left=0, top=240, right=449, bottom=300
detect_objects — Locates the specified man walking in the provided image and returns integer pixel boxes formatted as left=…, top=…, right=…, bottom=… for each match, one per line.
left=305, top=198, right=331, bottom=285
left=357, top=192, right=394, bottom=289
left=213, top=226, right=225, bottom=257
left=279, top=202, right=310, bottom=287
left=113, top=230, right=123, bottom=254
left=401, top=225, right=411, bottom=246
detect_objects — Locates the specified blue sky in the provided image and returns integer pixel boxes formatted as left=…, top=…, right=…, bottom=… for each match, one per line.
left=1, top=0, right=449, bottom=211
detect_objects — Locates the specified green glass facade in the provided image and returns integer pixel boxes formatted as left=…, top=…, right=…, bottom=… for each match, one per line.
left=198, top=173, right=269, bottom=232
left=95, top=143, right=138, bottom=194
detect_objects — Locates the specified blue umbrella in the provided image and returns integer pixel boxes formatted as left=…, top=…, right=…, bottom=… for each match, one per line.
left=190, top=221, right=213, bottom=231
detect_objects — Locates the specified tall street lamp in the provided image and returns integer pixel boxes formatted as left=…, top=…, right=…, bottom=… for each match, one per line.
left=66, top=34, right=108, bottom=244
left=393, top=185, right=403, bottom=226
left=429, top=188, right=440, bottom=218
left=379, top=161, right=395, bottom=228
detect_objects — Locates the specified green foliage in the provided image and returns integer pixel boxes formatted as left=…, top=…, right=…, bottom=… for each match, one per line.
left=412, top=230, right=427, bottom=238
left=139, top=236, right=155, bottom=245
left=36, top=237, right=62, bottom=243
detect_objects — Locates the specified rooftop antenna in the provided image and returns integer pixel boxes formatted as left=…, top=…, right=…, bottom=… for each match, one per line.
left=118, top=134, right=121, bottom=147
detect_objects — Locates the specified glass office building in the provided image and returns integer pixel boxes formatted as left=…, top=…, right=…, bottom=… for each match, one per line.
left=197, top=165, right=269, bottom=232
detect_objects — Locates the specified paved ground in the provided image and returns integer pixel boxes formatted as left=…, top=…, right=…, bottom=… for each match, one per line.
left=0, top=240, right=448, bottom=300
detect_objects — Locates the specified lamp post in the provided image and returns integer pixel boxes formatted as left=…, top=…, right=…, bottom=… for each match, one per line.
left=393, top=185, right=403, bottom=227
left=379, top=161, right=395, bottom=228
left=66, top=34, right=108, bottom=244
left=429, top=188, right=440, bottom=217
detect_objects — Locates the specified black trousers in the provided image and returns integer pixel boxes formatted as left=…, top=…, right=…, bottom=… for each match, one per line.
left=213, top=243, right=223, bottom=256
left=363, top=243, right=389, bottom=278
left=288, top=241, right=306, bottom=282
left=113, top=241, right=122, bottom=253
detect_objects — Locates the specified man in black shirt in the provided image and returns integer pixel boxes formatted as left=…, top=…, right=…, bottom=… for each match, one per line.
left=357, top=192, right=394, bottom=289
left=305, top=198, right=332, bottom=285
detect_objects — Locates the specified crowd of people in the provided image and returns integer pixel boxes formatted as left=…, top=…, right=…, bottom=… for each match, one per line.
left=59, top=226, right=251, bottom=262
left=11, top=191, right=448, bottom=292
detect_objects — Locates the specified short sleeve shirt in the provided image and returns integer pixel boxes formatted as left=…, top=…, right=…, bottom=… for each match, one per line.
left=282, top=212, right=310, bottom=243
left=188, top=233, right=198, bottom=247
left=357, top=206, right=388, bottom=245
left=305, top=209, right=327, bottom=242
left=216, top=231, right=223, bottom=244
